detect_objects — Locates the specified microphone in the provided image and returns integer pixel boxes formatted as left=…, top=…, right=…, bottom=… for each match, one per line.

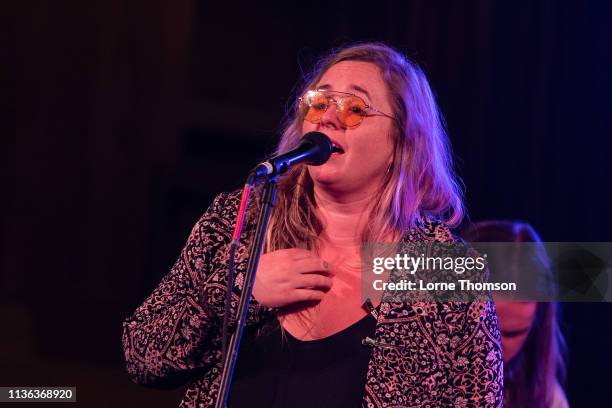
left=252, top=131, right=333, bottom=180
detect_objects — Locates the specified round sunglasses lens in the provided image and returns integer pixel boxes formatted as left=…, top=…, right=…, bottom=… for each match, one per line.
left=337, top=96, right=367, bottom=127
left=302, top=92, right=328, bottom=123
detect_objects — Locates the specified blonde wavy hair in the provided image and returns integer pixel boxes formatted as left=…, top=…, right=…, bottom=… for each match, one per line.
left=264, top=42, right=464, bottom=252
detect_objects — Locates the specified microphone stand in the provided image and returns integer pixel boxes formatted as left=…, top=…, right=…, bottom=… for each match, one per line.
left=215, top=174, right=278, bottom=408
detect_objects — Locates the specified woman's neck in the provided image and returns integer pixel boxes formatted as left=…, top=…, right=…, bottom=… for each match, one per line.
left=314, top=187, right=375, bottom=248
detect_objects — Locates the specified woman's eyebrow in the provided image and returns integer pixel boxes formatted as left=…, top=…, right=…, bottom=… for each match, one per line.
left=316, top=83, right=372, bottom=101
left=350, top=84, right=371, bottom=100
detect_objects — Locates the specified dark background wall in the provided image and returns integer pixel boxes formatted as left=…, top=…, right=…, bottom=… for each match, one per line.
left=5, top=1, right=612, bottom=406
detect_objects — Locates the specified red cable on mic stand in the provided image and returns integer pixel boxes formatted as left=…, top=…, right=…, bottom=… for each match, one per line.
left=231, top=182, right=254, bottom=243
left=221, top=177, right=255, bottom=369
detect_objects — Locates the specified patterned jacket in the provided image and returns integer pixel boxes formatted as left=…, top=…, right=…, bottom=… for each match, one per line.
left=122, top=190, right=504, bottom=407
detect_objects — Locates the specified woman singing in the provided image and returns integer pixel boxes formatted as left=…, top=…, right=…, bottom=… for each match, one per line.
left=122, top=42, right=504, bottom=407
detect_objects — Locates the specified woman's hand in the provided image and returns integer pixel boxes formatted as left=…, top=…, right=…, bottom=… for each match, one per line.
left=252, top=248, right=334, bottom=308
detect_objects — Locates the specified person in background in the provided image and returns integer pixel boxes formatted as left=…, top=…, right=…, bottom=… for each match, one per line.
left=462, top=220, right=569, bottom=408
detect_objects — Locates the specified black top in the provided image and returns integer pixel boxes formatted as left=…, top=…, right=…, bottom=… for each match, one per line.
left=228, top=313, right=377, bottom=408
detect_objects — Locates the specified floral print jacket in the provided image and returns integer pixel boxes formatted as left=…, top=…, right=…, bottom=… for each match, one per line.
left=122, top=190, right=504, bottom=407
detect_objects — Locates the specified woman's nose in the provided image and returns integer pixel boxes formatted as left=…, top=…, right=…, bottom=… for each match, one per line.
left=318, top=100, right=342, bottom=130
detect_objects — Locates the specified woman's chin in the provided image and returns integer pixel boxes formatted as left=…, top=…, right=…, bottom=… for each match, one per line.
left=311, top=172, right=342, bottom=187
left=308, top=164, right=343, bottom=185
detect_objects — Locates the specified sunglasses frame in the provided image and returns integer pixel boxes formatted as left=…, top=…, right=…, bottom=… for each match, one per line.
left=299, top=89, right=396, bottom=128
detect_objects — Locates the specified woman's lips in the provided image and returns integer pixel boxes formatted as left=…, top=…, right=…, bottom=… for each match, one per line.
left=330, top=140, right=345, bottom=154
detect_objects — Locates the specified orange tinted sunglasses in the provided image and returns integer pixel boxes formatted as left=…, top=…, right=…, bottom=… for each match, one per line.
left=299, top=89, right=395, bottom=128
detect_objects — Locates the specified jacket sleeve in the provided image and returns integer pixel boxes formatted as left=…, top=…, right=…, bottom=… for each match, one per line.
left=121, top=191, right=268, bottom=387
left=436, top=300, right=504, bottom=407
left=430, top=222, right=505, bottom=406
